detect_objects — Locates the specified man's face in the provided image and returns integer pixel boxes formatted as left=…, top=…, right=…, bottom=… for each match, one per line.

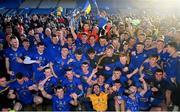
left=149, top=57, right=157, bottom=65
left=99, top=38, right=107, bottom=46
left=114, top=83, right=121, bottom=90
left=145, top=39, right=152, bottom=48
left=51, top=36, right=59, bottom=44
left=136, top=44, right=144, bottom=53
left=45, top=29, right=51, bottom=36
left=129, top=38, right=136, bottom=46
left=105, top=48, right=113, bottom=57
left=93, top=85, right=100, bottom=95
left=75, top=54, right=82, bottom=60
left=113, top=71, right=121, bottom=78
left=11, top=38, right=19, bottom=49
left=67, top=38, right=73, bottom=45
left=44, top=69, right=52, bottom=77
left=88, top=53, right=95, bottom=59
left=120, top=56, right=127, bottom=65
left=89, top=36, right=96, bottom=45
left=98, top=75, right=105, bottom=84
left=61, top=48, right=69, bottom=56
left=6, top=27, right=12, bottom=34
left=166, top=45, right=174, bottom=53
left=22, top=41, right=30, bottom=48
left=81, top=64, right=89, bottom=72
left=83, top=24, right=90, bottom=31
left=37, top=45, right=45, bottom=53
left=128, top=86, right=137, bottom=95
left=138, top=35, right=146, bottom=42
left=155, top=72, right=163, bottom=81
left=156, top=41, right=164, bottom=50
left=66, top=71, right=73, bottom=80
left=81, top=34, right=88, bottom=43
left=17, top=78, right=24, bottom=84
left=56, top=88, right=64, bottom=98
left=28, top=30, right=34, bottom=36
left=0, top=77, right=7, bottom=86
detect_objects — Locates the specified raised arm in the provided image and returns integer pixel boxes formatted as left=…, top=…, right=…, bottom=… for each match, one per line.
left=70, top=26, right=77, bottom=40
left=49, top=62, right=58, bottom=78
left=70, top=93, right=78, bottom=106
left=38, top=85, right=52, bottom=100
left=139, top=77, right=147, bottom=96
left=127, top=68, right=138, bottom=79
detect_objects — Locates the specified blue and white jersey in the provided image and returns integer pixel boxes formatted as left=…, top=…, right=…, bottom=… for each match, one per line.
left=9, top=80, right=34, bottom=105
left=52, top=95, right=72, bottom=111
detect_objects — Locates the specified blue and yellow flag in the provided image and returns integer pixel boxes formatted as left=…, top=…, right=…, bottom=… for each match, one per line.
left=82, top=0, right=91, bottom=14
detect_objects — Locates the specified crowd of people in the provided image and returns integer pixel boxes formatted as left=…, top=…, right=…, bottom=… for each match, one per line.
left=0, top=8, right=180, bottom=111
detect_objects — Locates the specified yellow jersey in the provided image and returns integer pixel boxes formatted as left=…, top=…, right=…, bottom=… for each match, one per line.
left=87, top=92, right=108, bottom=111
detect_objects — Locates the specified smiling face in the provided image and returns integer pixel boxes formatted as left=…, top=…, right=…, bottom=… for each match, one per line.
left=0, top=77, right=7, bottom=87
left=81, top=63, right=89, bottom=72
left=149, top=56, right=158, bottom=65
left=119, top=55, right=127, bottom=65
left=128, top=86, right=137, bottom=95
left=93, top=84, right=100, bottom=95
left=56, top=88, right=64, bottom=98
left=61, top=47, right=69, bottom=57
left=136, top=44, right=144, bottom=53
left=66, top=71, right=74, bottom=80
left=10, top=38, right=19, bottom=49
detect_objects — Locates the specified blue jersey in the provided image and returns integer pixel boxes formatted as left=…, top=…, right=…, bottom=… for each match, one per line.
left=117, top=87, right=125, bottom=96
left=96, top=15, right=108, bottom=28
left=4, top=47, right=28, bottom=78
left=52, top=95, right=72, bottom=111
left=51, top=55, right=71, bottom=80
left=62, top=77, right=82, bottom=95
left=42, top=36, right=51, bottom=47
left=175, top=56, right=180, bottom=83
left=79, top=70, right=96, bottom=92
left=29, top=51, right=50, bottom=82
left=142, top=62, right=159, bottom=80
left=115, top=61, right=136, bottom=74
left=9, top=80, right=34, bottom=105
left=43, top=76, right=58, bottom=94
left=123, top=92, right=141, bottom=111
left=69, top=55, right=87, bottom=74
left=145, top=48, right=157, bottom=57
left=131, top=51, right=148, bottom=68
left=20, top=46, right=34, bottom=78
left=99, top=84, right=106, bottom=92
left=75, top=38, right=90, bottom=54
left=87, top=43, right=99, bottom=52
left=150, top=78, right=172, bottom=106
left=63, top=43, right=75, bottom=55
left=163, top=54, right=178, bottom=78
left=154, top=49, right=169, bottom=64
left=106, top=75, right=128, bottom=87
left=138, top=90, right=152, bottom=110
left=46, top=41, right=61, bottom=61
left=96, top=43, right=108, bottom=55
